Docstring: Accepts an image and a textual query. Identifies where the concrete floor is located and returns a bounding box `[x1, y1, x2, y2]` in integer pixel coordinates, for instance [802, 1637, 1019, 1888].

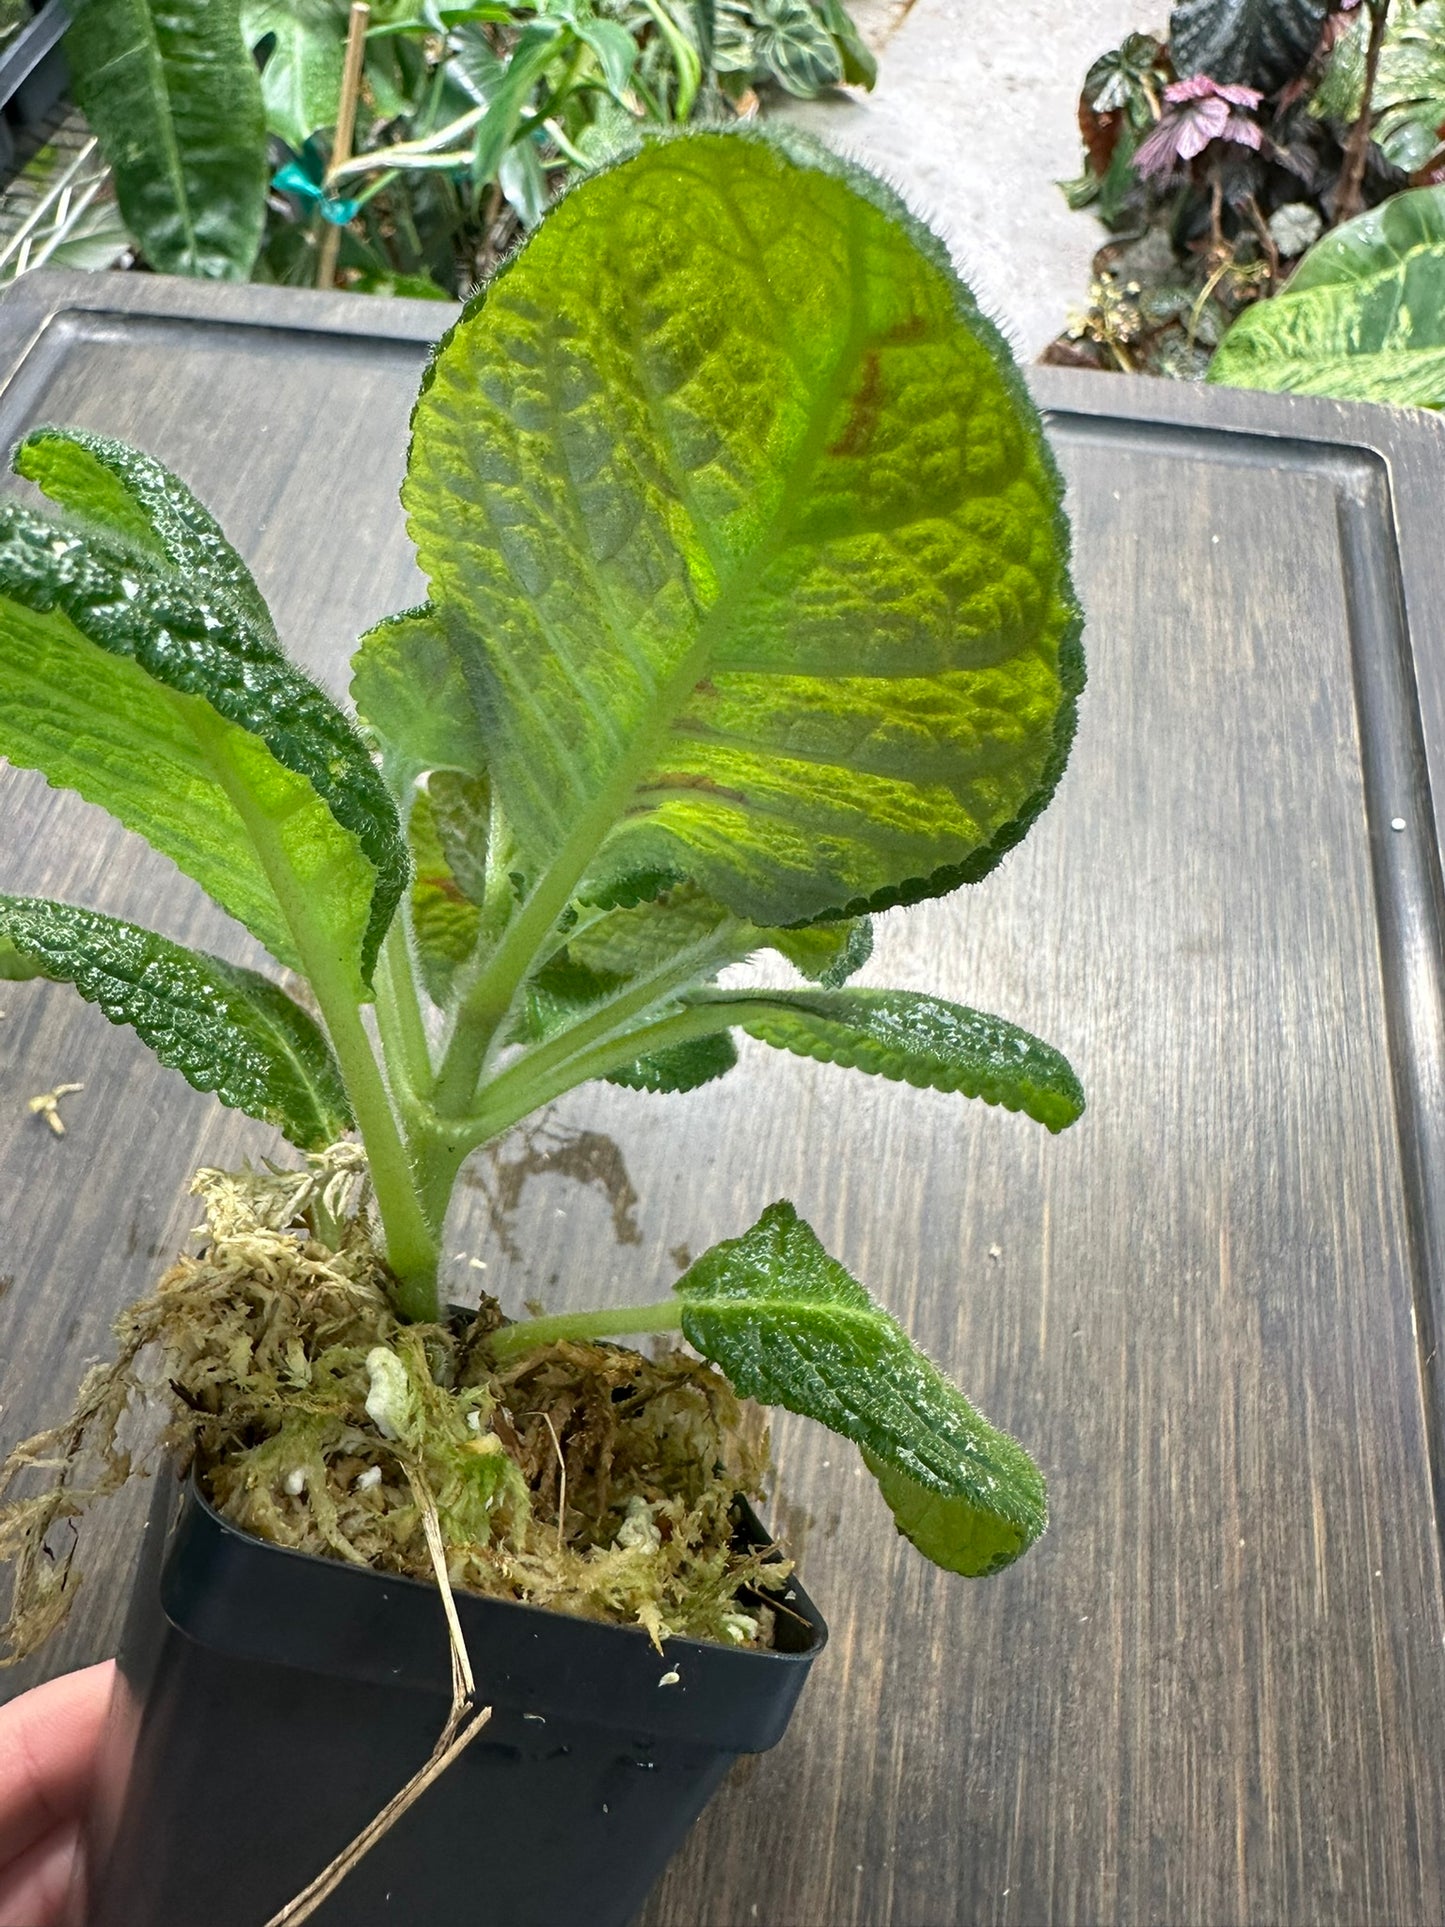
[784, 0, 1153, 359]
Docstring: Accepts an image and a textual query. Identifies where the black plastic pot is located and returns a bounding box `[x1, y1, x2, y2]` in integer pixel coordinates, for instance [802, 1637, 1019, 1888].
[0, 1, 68, 179]
[83, 1472, 827, 1927]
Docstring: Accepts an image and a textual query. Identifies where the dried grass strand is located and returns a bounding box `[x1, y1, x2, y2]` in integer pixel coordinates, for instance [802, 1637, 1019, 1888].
[264, 1462, 491, 1927]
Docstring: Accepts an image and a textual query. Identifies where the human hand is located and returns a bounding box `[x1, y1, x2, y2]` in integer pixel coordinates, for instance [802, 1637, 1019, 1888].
[0, 1662, 114, 1927]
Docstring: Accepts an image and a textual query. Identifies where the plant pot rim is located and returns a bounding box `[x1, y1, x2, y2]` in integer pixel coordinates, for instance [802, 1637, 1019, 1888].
[0, 0, 66, 94]
[158, 1468, 828, 1753]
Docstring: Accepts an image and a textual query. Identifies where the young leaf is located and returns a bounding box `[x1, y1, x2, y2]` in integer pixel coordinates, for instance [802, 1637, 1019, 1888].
[516, 951, 739, 1092]
[403, 130, 1083, 932]
[65, 0, 268, 280]
[409, 783, 483, 1005]
[351, 605, 488, 794]
[607, 1030, 739, 1093]
[0, 434, 406, 987]
[0, 896, 352, 1150]
[765, 916, 872, 987]
[676, 1202, 1047, 1575]
[691, 985, 1083, 1132]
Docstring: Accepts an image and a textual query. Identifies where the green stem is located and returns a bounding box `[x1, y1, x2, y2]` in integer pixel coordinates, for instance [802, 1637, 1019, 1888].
[490, 926, 742, 1104]
[375, 918, 434, 1105]
[430, 840, 587, 1113]
[446, 1001, 751, 1151]
[321, 998, 441, 1321]
[488, 1296, 684, 1364]
[187, 709, 441, 1320]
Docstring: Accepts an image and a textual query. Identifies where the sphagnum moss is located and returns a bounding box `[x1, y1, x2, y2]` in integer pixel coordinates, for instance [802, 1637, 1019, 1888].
[1, 1149, 786, 1659]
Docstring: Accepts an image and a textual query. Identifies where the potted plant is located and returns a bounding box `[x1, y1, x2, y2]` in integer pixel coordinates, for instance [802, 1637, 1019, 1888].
[0, 127, 1084, 1926]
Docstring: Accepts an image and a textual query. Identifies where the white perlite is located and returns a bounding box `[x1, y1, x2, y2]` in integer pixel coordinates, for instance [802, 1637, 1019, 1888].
[364, 1346, 411, 1442]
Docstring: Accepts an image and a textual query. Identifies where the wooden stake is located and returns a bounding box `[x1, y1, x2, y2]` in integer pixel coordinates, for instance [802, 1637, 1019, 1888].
[315, 2, 371, 291]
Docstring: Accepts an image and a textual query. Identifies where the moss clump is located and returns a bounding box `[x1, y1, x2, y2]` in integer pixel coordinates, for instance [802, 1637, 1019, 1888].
[0, 1147, 788, 1664]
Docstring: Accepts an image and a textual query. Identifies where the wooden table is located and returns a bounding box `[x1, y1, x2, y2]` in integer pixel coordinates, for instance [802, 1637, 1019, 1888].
[2, 269, 1444, 1927]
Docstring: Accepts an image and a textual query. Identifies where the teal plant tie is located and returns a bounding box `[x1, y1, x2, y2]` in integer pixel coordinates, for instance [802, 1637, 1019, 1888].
[272, 157, 361, 227]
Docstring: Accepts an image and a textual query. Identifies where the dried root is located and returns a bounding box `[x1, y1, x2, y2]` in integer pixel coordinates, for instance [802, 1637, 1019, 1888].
[0, 1146, 786, 1665]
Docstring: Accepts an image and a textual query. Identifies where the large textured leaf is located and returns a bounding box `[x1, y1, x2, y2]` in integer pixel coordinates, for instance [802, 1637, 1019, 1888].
[0, 896, 351, 1149]
[694, 985, 1084, 1131]
[1208, 187, 1445, 406]
[403, 130, 1082, 931]
[1169, 0, 1328, 92]
[0, 431, 405, 986]
[66, 0, 267, 279]
[676, 1202, 1047, 1575]
[241, 0, 347, 153]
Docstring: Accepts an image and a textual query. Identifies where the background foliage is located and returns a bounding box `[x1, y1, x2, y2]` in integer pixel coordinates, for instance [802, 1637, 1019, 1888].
[1051, 0, 1445, 407]
[63, 0, 875, 295]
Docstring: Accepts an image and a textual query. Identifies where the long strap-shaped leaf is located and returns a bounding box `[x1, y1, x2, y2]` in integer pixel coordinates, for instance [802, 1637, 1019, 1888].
[0, 431, 406, 989]
[0, 897, 352, 1150]
[403, 130, 1082, 933]
[676, 1202, 1047, 1575]
[690, 984, 1084, 1132]
[66, 0, 268, 280]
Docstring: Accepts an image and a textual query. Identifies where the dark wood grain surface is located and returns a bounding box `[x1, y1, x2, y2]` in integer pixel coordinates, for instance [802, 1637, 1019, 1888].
[2, 271, 1444, 1926]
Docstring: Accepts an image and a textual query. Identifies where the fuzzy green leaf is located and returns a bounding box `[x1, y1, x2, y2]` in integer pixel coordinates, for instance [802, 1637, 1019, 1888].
[409, 784, 483, 1006]
[765, 916, 872, 987]
[65, 0, 267, 279]
[241, 0, 347, 153]
[428, 770, 492, 905]
[566, 883, 738, 980]
[0, 432, 406, 988]
[17, 428, 279, 641]
[351, 604, 488, 794]
[0, 896, 351, 1149]
[607, 1029, 739, 1092]
[515, 950, 739, 1092]
[1209, 187, 1445, 406]
[403, 130, 1082, 931]
[695, 985, 1084, 1132]
[0, 936, 41, 981]
[676, 1202, 1046, 1575]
